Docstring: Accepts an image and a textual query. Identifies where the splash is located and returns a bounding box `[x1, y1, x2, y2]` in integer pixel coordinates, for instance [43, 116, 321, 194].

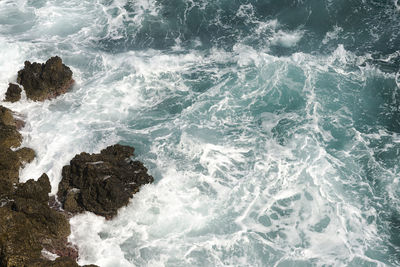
[1, 0, 400, 266]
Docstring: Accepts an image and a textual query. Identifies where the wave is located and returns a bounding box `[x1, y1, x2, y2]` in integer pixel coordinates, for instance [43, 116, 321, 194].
[0, 0, 400, 266]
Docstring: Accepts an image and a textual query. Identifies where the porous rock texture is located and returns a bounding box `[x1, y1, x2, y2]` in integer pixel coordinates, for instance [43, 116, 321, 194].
[4, 83, 22, 103]
[58, 144, 154, 218]
[0, 105, 95, 267]
[16, 56, 74, 101]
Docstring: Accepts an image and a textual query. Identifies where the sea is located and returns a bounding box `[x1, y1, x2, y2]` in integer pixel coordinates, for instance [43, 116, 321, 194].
[1, 0, 400, 266]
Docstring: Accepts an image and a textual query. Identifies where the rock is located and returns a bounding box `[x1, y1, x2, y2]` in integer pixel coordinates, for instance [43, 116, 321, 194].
[15, 174, 51, 203]
[58, 144, 154, 218]
[0, 106, 16, 126]
[22, 256, 98, 267]
[16, 56, 74, 101]
[0, 147, 35, 189]
[27, 257, 80, 267]
[63, 190, 82, 213]
[0, 178, 13, 196]
[0, 124, 22, 149]
[15, 147, 36, 163]
[0, 106, 23, 149]
[0, 105, 93, 266]
[4, 83, 22, 102]
[0, 207, 44, 266]
[0, 174, 76, 267]
[0, 147, 21, 184]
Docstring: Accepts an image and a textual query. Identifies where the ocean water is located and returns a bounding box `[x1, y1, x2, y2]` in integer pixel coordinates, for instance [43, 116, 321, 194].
[1, 0, 400, 266]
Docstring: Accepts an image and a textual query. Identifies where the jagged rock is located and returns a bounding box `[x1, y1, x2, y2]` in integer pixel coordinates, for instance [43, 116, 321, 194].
[15, 174, 51, 202]
[0, 179, 13, 200]
[15, 256, 98, 267]
[0, 147, 21, 184]
[0, 147, 35, 186]
[27, 257, 80, 267]
[16, 56, 74, 101]
[0, 105, 93, 266]
[15, 147, 36, 164]
[0, 106, 16, 126]
[0, 174, 76, 267]
[58, 144, 154, 218]
[0, 106, 23, 149]
[0, 125, 22, 149]
[4, 83, 22, 103]
[0, 206, 43, 266]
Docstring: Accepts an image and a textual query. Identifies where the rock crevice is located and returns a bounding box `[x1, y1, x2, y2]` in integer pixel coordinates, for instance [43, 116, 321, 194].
[1, 56, 154, 266]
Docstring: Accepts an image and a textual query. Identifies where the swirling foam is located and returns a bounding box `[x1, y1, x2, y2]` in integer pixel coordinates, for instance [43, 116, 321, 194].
[1, 1, 400, 266]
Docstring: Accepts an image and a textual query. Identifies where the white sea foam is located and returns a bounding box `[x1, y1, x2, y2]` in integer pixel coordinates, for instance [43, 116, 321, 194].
[395, 0, 400, 11]
[322, 25, 343, 45]
[0, 0, 399, 266]
[65, 46, 389, 266]
[270, 30, 304, 48]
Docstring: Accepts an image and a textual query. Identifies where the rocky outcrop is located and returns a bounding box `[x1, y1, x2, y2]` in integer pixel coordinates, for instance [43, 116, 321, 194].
[4, 83, 22, 103]
[0, 106, 17, 126]
[0, 105, 95, 266]
[0, 106, 35, 184]
[0, 172, 80, 266]
[16, 56, 74, 101]
[0, 174, 70, 266]
[58, 144, 154, 218]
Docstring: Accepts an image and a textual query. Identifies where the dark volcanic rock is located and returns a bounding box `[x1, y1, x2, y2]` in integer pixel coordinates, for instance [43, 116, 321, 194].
[0, 174, 75, 267]
[15, 147, 36, 164]
[0, 147, 22, 185]
[0, 106, 23, 149]
[58, 144, 154, 218]
[0, 106, 34, 184]
[17, 56, 74, 101]
[0, 147, 35, 187]
[4, 83, 22, 102]
[0, 105, 97, 266]
[0, 124, 22, 149]
[0, 106, 17, 126]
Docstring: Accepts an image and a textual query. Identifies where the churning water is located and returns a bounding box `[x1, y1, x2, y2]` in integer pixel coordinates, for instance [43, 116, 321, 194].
[1, 0, 400, 266]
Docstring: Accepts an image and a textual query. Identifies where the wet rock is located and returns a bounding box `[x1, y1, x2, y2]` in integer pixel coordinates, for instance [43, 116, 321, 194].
[4, 83, 22, 103]
[14, 174, 51, 203]
[58, 144, 154, 218]
[0, 105, 93, 266]
[27, 257, 80, 267]
[0, 106, 16, 126]
[0, 206, 44, 266]
[15, 147, 36, 164]
[21, 256, 98, 267]
[0, 147, 35, 186]
[0, 125, 22, 149]
[0, 147, 21, 184]
[0, 174, 77, 267]
[0, 106, 23, 149]
[17, 56, 74, 101]
[63, 190, 81, 213]
[0, 179, 13, 198]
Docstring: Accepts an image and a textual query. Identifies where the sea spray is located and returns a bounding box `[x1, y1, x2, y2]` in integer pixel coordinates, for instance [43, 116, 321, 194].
[1, 0, 400, 266]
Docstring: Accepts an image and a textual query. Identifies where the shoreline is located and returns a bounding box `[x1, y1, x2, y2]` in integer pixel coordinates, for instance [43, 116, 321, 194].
[0, 56, 153, 266]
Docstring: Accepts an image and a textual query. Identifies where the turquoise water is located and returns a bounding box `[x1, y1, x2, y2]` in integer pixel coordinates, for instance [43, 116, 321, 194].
[1, 0, 400, 266]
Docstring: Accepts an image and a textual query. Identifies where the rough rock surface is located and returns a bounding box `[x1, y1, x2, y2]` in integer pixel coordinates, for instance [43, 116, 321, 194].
[4, 83, 22, 102]
[0, 174, 73, 267]
[16, 56, 74, 101]
[58, 144, 154, 218]
[0, 105, 95, 266]
[0, 125, 22, 149]
[0, 106, 34, 183]
[0, 105, 25, 130]
[0, 106, 17, 126]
